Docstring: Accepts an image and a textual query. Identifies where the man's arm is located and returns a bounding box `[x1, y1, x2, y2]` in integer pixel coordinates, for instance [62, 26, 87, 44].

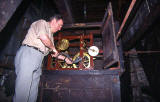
[39, 32, 73, 64]
[51, 54, 73, 64]
[39, 33, 58, 55]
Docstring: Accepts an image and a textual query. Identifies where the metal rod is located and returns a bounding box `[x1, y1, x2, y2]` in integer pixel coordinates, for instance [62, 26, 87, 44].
[125, 50, 160, 55]
[116, 0, 136, 40]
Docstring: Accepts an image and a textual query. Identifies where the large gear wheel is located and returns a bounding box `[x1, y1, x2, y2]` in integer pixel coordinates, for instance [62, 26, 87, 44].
[73, 52, 91, 68]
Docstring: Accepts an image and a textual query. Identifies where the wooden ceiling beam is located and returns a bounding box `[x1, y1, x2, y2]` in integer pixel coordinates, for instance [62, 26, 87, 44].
[54, 0, 74, 24]
[0, 0, 23, 32]
[60, 29, 101, 35]
[63, 22, 102, 29]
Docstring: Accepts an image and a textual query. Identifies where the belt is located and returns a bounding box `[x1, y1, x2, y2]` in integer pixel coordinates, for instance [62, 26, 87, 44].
[22, 44, 44, 54]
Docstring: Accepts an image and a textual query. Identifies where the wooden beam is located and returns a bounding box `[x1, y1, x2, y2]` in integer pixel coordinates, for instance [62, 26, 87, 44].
[61, 30, 101, 35]
[0, 0, 23, 31]
[62, 22, 102, 29]
[54, 0, 74, 24]
[122, 0, 160, 50]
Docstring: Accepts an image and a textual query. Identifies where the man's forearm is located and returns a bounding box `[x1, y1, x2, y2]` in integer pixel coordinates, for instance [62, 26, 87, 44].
[57, 54, 65, 60]
[39, 34, 56, 50]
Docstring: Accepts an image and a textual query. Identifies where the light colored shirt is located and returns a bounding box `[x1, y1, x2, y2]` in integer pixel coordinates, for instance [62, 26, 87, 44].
[22, 19, 54, 55]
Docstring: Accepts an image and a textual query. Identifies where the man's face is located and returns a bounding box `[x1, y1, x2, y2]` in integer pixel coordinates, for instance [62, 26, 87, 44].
[51, 19, 63, 33]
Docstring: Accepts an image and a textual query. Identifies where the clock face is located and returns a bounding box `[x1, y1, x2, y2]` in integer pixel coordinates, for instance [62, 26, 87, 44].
[88, 46, 99, 56]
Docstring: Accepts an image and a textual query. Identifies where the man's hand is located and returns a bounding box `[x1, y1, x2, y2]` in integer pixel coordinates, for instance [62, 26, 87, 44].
[51, 52, 73, 64]
[51, 49, 58, 57]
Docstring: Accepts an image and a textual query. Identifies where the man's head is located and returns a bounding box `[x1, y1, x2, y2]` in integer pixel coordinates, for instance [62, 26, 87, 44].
[49, 14, 63, 33]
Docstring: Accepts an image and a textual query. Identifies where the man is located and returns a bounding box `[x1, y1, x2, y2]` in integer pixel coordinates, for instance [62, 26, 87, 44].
[13, 14, 72, 102]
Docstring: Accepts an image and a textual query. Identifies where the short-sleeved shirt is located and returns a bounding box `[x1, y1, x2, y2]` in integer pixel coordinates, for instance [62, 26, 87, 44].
[22, 19, 54, 55]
